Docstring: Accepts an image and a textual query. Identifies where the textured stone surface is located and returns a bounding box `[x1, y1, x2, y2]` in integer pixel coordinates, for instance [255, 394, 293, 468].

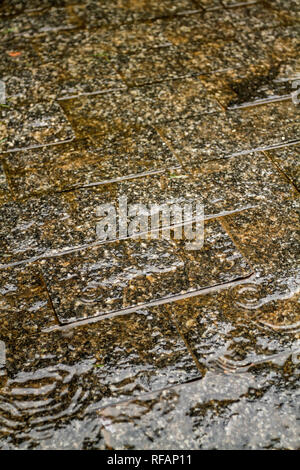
[265, 144, 300, 190]
[96, 368, 300, 450]
[158, 102, 299, 167]
[4, 127, 180, 197]
[0, 102, 75, 153]
[0, 265, 56, 335]
[0, 0, 299, 451]
[38, 220, 251, 324]
[0, 162, 10, 205]
[60, 77, 219, 138]
[0, 305, 200, 449]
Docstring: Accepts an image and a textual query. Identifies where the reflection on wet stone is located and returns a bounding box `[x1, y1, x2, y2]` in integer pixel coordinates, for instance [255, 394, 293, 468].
[168, 290, 300, 372]
[0, 162, 10, 205]
[38, 220, 251, 324]
[97, 367, 300, 449]
[4, 127, 180, 198]
[0, 264, 56, 334]
[265, 144, 300, 190]
[0, 151, 295, 266]
[158, 101, 299, 166]
[0, 102, 75, 153]
[0, 195, 73, 266]
[0, 0, 299, 450]
[60, 78, 219, 137]
[223, 199, 300, 286]
[0, 306, 199, 448]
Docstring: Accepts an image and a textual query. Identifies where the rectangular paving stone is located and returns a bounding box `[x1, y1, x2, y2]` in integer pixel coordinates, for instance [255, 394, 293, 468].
[161, 10, 236, 46]
[73, 0, 200, 28]
[0, 305, 200, 446]
[235, 25, 300, 69]
[178, 20, 296, 78]
[33, 31, 126, 98]
[177, 40, 245, 75]
[0, 195, 73, 266]
[56, 149, 294, 252]
[0, 39, 42, 76]
[0, 162, 11, 205]
[0, 101, 75, 153]
[56, 50, 125, 97]
[0, 264, 56, 335]
[129, 78, 220, 123]
[1, 65, 71, 106]
[168, 289, 300, 373]
[222, 199, 300, 290]
[158, 101, 299, 168]
[0, 148, 294, 267]
[80, 22, 172, 54]
[0, 7, 82, 41]
[38, 219, 251, 324]
[265, 144, 300, 190]
[4, 127, 180, 198]
[112, 46, 190, 87]
[61, 151, 294, 234]
[199, 64, 295, 109]
[60, 77, 219, 138]
[97, 371, 260, 450]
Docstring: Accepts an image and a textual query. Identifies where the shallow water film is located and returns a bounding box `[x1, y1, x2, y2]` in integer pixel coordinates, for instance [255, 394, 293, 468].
[0, 0, 299, 450]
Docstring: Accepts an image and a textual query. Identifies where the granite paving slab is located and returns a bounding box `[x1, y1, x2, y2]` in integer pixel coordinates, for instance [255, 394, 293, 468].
[168, 291, 299, 373]
[60, 77, 219, 138]
[111, 46, 190, 87]
[161, 10, 236, 46]
[158, 101, 299, 167]
[77, 22, 171, 54]
[30, 32, 126, 99]
[72, 0, 200, 29]
[3, 127, 180, 198]
[222, 199, 300, 293]
[199, 64, 296, 109]
[0, 305, 200, 449]
[0, 162, 10, 205]
[1, 148, 294, 266]
[1, 65, 71, 106]
[61, 151, 294, 226]
[50, 149, 294, 254]
[38, 220, 251, 324]
[0, 101, 75, 153]
[0, 264, 56, 335]
[96, 366, 300, 450]
[265, 144, 300, 190]
[0, 195, 73, 266]
[0, 7, 82, 42]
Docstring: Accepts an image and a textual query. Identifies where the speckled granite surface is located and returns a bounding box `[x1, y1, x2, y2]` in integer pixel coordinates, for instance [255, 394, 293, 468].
[0, 0, 299, 450]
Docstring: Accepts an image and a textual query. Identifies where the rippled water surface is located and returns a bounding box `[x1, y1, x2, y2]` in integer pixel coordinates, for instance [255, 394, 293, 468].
[0, 0, 299, 450]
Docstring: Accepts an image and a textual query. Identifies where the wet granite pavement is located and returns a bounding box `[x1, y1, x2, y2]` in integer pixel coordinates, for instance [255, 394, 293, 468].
[0, 0, 299, 450]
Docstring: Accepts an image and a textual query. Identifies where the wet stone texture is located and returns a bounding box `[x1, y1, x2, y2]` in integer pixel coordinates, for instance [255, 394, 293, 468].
[0, 0, 299, 450]
[265, 144, 300, 191]
[37, 221, 252, 324]
[3, 127, 180, 198]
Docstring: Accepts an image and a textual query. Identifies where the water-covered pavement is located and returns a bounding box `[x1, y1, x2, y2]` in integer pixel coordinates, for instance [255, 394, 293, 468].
[0, 0, 299, 450]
